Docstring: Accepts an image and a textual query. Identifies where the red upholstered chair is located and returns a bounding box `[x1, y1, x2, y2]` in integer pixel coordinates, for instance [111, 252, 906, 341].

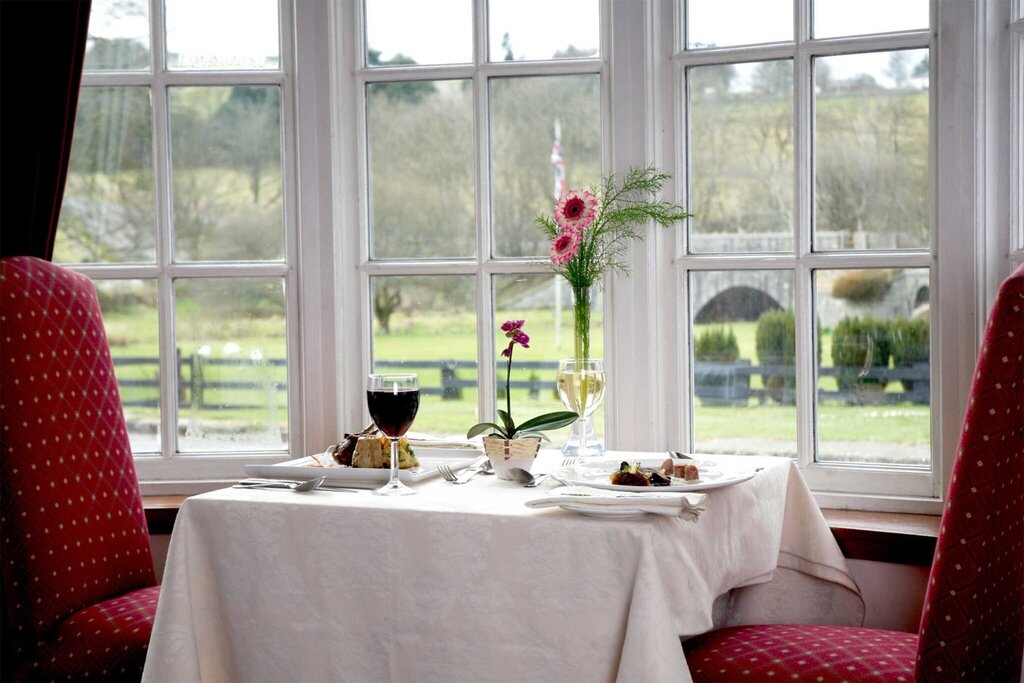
[1, 256, 160, 682]
[684, 264, 1024, 683]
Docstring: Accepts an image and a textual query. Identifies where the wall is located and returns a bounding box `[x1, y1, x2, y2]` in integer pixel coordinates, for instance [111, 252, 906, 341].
[847, 559, 929, 632]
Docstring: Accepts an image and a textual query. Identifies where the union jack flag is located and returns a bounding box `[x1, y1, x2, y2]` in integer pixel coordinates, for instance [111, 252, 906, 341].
[551, 119, 565, 202]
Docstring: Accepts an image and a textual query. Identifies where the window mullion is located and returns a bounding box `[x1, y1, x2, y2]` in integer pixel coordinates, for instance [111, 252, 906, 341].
[794, 0, 815, 470]
[149, 0, 178, 461]
[473, 0, 496, 428]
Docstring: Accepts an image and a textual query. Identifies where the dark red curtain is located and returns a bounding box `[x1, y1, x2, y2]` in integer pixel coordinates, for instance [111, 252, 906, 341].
[1, 0, 92, 260]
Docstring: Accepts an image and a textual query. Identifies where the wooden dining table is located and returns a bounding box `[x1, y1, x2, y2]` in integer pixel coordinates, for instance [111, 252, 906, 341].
[142, 451, 863, 683]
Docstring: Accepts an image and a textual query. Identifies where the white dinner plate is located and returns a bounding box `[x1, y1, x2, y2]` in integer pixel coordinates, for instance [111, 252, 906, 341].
[557, 457, 757, 493]
[558, 504, 648, 518]
[244, 447, 482, 486]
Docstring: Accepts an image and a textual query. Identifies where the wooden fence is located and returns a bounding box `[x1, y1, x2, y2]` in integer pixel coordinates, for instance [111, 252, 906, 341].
[111, 354, 931, 409]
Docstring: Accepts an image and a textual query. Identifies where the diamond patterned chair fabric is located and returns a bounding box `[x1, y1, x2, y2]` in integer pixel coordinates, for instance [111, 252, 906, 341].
[1, 256, 159, 682]
[915, 263, 1024, 682]
[684, 262, 1024, 683]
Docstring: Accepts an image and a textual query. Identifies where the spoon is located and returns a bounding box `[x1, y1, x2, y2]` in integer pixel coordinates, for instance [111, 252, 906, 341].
[509, 468, 549, 488]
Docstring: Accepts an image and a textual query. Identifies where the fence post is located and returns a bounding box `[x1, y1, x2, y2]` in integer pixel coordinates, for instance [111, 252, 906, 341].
[190, 352, 205, 410]
[176, 348, 185, 408]
[441, 362, 461, 400]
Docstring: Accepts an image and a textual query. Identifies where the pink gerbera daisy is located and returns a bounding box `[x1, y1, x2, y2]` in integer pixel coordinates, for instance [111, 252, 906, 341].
[550, 229, 582, 265]
[554, 189, 597, 232]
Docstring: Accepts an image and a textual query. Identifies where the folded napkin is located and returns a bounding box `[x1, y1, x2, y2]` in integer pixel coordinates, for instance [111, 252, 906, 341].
[405, 433, 480, 449]
[525, 486, 707, 520]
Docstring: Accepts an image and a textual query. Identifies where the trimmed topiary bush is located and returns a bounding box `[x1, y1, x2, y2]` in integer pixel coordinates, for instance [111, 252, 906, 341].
[694, 327, 748, 406]
[890, 317, 929, 393]
[831, 316, 892, 394]
[694, 327, 740, 363]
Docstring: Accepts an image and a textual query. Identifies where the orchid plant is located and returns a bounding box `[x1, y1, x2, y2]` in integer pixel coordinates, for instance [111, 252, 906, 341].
[535, 166, 691, 362]
[466, 320, 578, 441]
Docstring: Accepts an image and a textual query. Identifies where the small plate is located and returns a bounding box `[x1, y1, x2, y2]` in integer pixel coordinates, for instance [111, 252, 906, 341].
[558, 457, 757, 493]
[244, 447, 481, 486]
[559, 504, 648, 518]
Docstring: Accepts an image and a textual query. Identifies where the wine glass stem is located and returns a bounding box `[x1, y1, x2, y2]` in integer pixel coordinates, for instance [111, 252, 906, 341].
[579, 416, 588, 457]
[389, 438, 400, 485]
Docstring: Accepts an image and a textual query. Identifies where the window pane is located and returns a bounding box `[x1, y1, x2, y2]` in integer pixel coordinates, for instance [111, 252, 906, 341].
[366, 0, 471, 66]
[814, 0, 927, 39]
[691, 270, 796, 456]
[84, 0, 150, 71]
[169, 86, 284, 261]
[489, 0, 598, 61]
[371, 276, 477, 436]
[494, 274, 604, 445]
[815, 50, 929, 251]
[815, 269, 930, 466]
[96, 280, 160, 453]
[367, 80, 475, 259]
[175, 278, 288, 452]
[689, 61, 794, 253]
[687, 0, 791, 49]
[491, 75, 601, 257]
[165, 0, 279, 70]
[55, 87, 155, 264]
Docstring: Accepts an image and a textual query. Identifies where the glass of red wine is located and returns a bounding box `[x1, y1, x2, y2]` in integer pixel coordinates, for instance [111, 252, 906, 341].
[366, 373, 420, 496]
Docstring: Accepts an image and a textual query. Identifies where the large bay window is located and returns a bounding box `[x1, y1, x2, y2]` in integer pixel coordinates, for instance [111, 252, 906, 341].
[57, 0, 1015, 510]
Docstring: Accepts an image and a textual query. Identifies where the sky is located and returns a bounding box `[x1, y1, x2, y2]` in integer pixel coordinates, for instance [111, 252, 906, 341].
[85, 0, 927, 78]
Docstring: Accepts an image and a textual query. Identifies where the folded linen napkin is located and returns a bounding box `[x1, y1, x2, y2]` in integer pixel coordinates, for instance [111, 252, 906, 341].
[404, 433, 480, 449]
[525, 486, 707, 520]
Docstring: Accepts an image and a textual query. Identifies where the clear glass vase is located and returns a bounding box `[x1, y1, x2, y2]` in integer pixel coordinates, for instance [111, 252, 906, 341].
[559, 283, 606, 457]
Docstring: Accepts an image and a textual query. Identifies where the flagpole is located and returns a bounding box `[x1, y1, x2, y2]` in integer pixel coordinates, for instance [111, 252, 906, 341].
[552, 119, 563, 351]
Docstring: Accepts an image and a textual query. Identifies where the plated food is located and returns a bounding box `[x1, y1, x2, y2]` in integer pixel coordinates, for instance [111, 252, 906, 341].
[310, 424, 420, 470]
[609, 458, 700, 487]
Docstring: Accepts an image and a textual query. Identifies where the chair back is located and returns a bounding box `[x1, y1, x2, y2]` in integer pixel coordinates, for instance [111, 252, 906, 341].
[916, 264, 1024, 681]
[0, 257, 155, 645]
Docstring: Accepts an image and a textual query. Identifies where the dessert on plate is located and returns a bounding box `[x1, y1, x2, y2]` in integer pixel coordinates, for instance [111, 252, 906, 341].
[608, 459, 700, 486]
[312, 424, 420, 470]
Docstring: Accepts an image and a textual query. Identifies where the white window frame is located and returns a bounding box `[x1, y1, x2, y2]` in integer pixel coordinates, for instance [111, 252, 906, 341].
[68, 0, 310, 491]
[1012, 0, 1024, 265]
[87, 0, 1000, 506]
[670, 0, 937, 503]
[329, 0, 611, 434]
[605, 0, 990, 513]
[322, 0, 1000, 512]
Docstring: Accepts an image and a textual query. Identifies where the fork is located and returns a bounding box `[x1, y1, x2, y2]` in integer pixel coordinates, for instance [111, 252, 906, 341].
[546, 456, 578, 485]
[437, 464, 459, 483]
[438, 461, 487, 484]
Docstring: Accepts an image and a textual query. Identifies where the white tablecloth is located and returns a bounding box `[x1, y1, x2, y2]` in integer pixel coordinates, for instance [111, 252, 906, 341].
[143, 452, 863, 683]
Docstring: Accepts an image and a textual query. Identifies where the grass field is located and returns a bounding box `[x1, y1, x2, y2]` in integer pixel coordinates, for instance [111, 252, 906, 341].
[102, 305, 929, 459]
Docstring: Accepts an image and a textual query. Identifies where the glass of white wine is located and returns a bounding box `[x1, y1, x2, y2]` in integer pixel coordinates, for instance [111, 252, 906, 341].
[556, 359, 606, 458]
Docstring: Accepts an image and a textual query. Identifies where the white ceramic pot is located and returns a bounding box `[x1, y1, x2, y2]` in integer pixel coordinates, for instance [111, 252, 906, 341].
[483, 436, 541, 480]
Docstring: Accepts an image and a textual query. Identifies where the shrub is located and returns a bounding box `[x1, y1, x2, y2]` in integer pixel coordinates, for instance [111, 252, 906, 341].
[890, 317, 929, 392]
[756, 310, 795, 368]
[832, 316, 892, 391]
[830, 270, 893, 303]
[694, 327, 740, 363]
[755, 310, 795, 403]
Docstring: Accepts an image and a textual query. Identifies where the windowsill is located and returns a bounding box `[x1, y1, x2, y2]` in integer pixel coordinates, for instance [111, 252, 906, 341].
[821, 509, 939, 566]
[144, 497, 940, 566]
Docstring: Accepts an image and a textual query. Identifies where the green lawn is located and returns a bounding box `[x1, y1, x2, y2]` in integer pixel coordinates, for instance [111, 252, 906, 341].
[103, 306, 929, 456]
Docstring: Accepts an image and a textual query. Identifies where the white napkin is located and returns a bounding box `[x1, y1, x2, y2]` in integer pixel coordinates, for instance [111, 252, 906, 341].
[525, 486, 707, 520]
[405, 434, 480, 450]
